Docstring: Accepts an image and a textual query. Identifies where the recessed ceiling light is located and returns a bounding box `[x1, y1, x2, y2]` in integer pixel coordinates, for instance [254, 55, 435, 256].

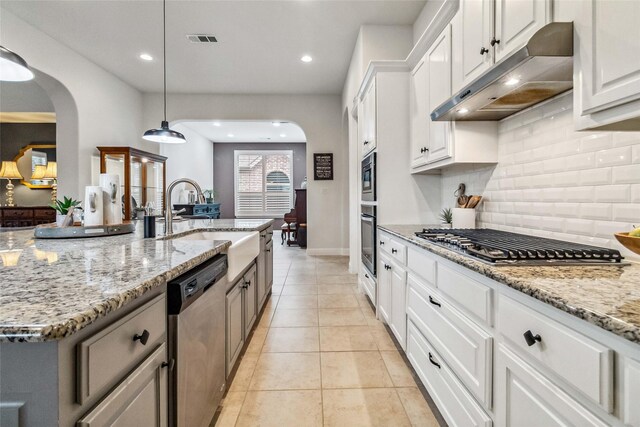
[301, 55, 313, 63]
[280, 133, 287, 137]
[139, 53, 154, 61]
[272, 122, 281, 127]
[457, 108, 469, 114]
[505, 78, 520, 86]
[227, 133, 234, 137]
[212, 122, 221, 127]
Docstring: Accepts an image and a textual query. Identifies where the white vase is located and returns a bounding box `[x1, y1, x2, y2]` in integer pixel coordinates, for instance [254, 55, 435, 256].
[100, 174, 122, 225]
[452, 208, 476, 229]
[56, 214, 67, 227]
[84, 186, 104, 226]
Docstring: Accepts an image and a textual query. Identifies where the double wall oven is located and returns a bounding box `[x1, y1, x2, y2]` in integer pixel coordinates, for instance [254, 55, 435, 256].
[361, 152, 377, 276]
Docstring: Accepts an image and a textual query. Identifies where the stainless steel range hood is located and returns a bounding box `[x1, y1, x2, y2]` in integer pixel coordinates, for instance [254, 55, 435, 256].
[431, 22, 573, 121]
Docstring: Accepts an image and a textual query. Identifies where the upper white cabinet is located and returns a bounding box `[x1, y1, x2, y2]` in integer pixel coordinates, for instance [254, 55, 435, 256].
[360, 80, 377, 157]
[409, 58, 429, 169]
[426, 24, 453, 164]
[494, 0, 552, 62]
[575, 0, 640, 130]
[452, 0, 494, 93]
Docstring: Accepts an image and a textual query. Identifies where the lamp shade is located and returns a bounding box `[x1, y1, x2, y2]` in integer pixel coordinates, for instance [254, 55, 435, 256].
[0, 161, 23, 179]
[0, 46, 34, 82]
[31, 164, 47, 180]
[43, 161, 57, 180]
[143, 120, 186, 144]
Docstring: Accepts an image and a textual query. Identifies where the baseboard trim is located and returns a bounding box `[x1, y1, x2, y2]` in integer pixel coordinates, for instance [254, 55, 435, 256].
[307, 248, 349, 256]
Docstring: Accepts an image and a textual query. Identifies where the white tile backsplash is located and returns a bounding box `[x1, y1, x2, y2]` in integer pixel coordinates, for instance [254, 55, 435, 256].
[440, 95, 640, 260]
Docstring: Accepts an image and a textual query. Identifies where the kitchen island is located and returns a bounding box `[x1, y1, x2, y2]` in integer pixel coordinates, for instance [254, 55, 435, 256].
[0, 218, 273, 427]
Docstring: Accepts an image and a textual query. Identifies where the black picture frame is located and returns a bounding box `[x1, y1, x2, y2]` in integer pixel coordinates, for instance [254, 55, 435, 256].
[313, 153, 333, 180]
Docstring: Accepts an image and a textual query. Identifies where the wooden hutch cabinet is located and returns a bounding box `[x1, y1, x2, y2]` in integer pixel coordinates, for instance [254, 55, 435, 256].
[97, 147, 167, 221]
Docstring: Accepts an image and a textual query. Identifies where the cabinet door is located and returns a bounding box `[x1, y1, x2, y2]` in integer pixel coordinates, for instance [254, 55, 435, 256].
[226, 284, 244, 375]
[257, 241, 267, 310]
[410, 58, 429, 169]
[452, 0, 494, 93]
[377, 253, 392, 323]
[494, 0, 551, 62]
[243, 265, 257, 337]
[389, 260, 407, 350]
[362, 80, 377, 155]
[580, 0, 640, 114]
[265, 240, 273, 293]
[427, 25, 453, 164]
[495, 344, 608, 427]
[77, 344, 168, 427]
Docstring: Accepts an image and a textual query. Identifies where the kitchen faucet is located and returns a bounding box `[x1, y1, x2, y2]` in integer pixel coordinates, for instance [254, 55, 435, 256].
[165, 178, 205, 235]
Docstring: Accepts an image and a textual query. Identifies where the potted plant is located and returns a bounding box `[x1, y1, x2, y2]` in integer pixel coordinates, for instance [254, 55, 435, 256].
[50, 196, 82, 227]
[203, 189, 215, 204]
[439, 207, 453, 228]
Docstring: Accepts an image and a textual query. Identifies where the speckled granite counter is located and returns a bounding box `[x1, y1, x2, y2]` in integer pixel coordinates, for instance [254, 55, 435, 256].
[0, 218, 273, 342]
[379, 224, 640, 344]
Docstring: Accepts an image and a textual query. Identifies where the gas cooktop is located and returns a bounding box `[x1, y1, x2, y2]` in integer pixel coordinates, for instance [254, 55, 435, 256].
[415, 228, 626, 266]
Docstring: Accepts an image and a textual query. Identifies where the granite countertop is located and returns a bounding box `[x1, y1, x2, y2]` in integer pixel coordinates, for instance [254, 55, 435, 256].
[0, 218, 274, 343]
[379, 224, 640, 344]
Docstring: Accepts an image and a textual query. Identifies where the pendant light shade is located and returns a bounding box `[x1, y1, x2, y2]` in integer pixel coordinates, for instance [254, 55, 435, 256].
[0, 45, 34, 82]
[143, 120, 186, 144]
[142, 0, 186, 144]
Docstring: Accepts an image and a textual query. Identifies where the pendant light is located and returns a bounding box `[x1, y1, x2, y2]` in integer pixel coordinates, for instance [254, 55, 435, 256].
[0, 46, 34, 82]
[143, 0, 186, 144]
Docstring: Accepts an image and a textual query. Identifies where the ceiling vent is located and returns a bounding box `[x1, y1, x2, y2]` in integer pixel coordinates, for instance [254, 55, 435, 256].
[186, 34, 218, 43]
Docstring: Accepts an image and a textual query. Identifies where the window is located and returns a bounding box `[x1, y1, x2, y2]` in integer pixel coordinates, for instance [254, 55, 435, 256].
[234, 150, 294, 217]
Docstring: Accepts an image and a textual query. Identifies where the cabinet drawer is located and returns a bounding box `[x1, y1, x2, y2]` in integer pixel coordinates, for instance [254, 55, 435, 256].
[622, 356, 640, 426]
[77, 294, 167, 404]
[407, 247, 436, 285]
[388, 239, 407, 264]
[34, 209, 55, 218]
[407, 321, 492, 427]
[437, 264, 492, 326]
[77, 343, 168, 427]
[408, 275, 492, 407]
[497, 295, 613, 412]
[360, 266, 376, 305]
[495, 344, 608, 427]
[3, 209, 32, 218]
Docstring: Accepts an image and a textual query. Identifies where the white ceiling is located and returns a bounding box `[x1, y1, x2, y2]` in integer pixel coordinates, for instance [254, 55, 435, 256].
[180, 120, 307, 143]
[2, 0, 426, 95]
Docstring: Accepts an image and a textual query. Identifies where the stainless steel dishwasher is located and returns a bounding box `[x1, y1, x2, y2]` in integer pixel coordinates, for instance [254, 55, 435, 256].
[167, 253, 228, 427]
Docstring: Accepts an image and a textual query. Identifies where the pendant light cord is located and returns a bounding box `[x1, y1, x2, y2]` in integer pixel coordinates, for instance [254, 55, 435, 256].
[163, 0, 167, 122]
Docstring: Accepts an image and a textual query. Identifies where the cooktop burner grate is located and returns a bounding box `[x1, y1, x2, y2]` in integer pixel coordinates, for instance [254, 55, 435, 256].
[415, 228, 625, 266]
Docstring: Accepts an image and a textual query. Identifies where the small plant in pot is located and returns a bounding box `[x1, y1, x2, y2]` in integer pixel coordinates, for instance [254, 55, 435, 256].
[203, 189, 215, 204]
[439, 207, 453, 228]
[50, 196, 82, 227]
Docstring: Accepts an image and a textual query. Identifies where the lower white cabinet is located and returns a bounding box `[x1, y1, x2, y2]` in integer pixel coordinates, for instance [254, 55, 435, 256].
[377, 252, 392, 323]
[389, 260, 407, 350]
[407, 321, 492, 427]
[226, 284, 244, 375]
[494, 344, 608, 427]
[76, 343, 168, 427]
[243, 264, 257, 337]
[622, 357, 640, 426]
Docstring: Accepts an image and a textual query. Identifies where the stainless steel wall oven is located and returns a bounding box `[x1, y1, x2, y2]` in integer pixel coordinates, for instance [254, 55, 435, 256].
[361, 205, 376, 276]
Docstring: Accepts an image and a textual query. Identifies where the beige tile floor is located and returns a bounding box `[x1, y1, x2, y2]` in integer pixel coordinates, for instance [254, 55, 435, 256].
[215, 243, 441, 427]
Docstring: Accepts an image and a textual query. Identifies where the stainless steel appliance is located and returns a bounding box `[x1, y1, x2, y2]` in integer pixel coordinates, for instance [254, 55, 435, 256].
[431, 22, 573, 121]
[361, 152, 376, 202]
[361, 205, 377, 275]
[168, 254, 228, 427]
[415, 228, 626, 266]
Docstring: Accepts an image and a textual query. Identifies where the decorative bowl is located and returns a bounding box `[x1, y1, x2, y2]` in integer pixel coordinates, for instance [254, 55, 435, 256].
[614, 232, 640, 255]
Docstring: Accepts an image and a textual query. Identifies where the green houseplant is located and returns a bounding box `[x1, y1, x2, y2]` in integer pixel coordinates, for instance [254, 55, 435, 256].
[439, 207, 453, 227]
[203, 189, 215, 204]
[50, 196, 82, 227]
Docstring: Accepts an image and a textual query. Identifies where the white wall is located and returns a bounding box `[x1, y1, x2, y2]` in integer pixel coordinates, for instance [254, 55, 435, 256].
[0, 8, 149, 200]
[159, 123, 214, 204]
[143, 93, 347, 254]
[0, 81, 54, 112]
[441, 94, 640, 261]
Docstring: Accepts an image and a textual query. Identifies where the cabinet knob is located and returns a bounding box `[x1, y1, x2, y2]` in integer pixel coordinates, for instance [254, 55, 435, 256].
[133, 329, 150, 346]
[364, 273, 370, 279]
[384, 264, 391, 270]
[379, 241, 385, 245]
[490, 37, 500, 46]
[480, 47, 489, 55]
[428, 296, 441, 307]
[161, 359, 175, 371]
[266, 249, 271, 253]
[391, 248, 398, 254]
[523, 330, 542, 346]
[364, 140, 370, 145]
[420, 147, 426, 153]
[428, 352, 441, 369]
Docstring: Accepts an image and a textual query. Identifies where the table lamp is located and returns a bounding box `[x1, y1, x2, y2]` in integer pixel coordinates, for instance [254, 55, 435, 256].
[0, 161, 23, 206]
[32, 161, 57, 203]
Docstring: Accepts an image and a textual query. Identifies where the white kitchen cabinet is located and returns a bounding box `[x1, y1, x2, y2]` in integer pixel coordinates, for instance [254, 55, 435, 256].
[426, 24, 453, 164]
[575, 0, 640, 130]
[495, 344, 608, 427]
[409, 58, 429, 168]
[622, 356, 640, 426]
[494, 0, 552, 62]
[243, 264, 257, 337]
[389, 259, 407, 350]
[452, 0, 495, 93]
[226, 283, 244, 376]
[360, 80, 377, 157]
[377, 251, 392, 323]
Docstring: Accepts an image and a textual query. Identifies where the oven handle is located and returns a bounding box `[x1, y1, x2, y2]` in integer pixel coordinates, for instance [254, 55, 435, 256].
[361, 215, 375, 223]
